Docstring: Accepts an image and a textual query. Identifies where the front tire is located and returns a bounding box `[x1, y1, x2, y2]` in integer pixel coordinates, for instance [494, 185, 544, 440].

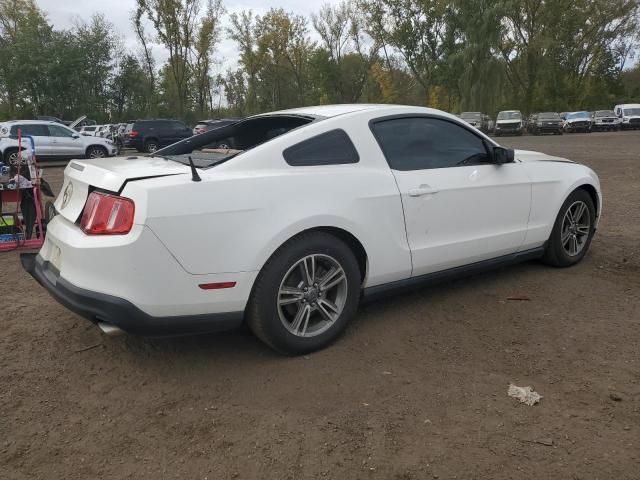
[86, 146, 108, 159]
[247, 231, 361, 355]
[542, 189, 596, 267]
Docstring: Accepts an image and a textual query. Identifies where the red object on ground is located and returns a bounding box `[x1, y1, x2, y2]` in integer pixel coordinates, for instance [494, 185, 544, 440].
[0, 129, 47, 252]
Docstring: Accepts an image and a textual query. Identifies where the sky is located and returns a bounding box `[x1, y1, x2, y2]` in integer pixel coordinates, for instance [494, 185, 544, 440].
[36, 0, 340, 73]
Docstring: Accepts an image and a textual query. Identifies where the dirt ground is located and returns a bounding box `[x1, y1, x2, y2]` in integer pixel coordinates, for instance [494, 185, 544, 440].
[1, 131, 639, 479]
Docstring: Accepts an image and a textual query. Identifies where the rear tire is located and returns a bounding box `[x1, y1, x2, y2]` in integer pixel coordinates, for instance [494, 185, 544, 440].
[4, 148, 24, 165]
[247, 231, 361, 355]
[144, 140, 159, 153]
[542, 189, 596, 267]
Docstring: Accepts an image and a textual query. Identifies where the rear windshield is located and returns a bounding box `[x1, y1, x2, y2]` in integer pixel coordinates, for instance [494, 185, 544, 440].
[497, 111, 521, 120]
[460, 112, 481, 120]
[538, 112, 560, 120]
[154, 115, 315, 168]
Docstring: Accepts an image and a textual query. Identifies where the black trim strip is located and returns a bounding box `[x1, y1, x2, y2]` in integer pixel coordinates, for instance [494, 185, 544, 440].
[21, 253, 244, 336]
[362, 247, 545, 302]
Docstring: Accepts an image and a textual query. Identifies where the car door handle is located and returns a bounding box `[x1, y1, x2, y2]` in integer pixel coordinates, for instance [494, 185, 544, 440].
[408, 185, 439, 197]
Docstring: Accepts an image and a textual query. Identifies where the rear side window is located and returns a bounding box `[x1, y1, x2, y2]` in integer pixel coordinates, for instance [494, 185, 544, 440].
[283, 129, 359, 166]
[10, 124, 50, 137]
[370, 117, 489, 171]
[170, 121, 188, 131]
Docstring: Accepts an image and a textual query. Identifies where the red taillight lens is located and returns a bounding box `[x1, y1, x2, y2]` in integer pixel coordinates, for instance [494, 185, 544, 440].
[81, 192, 135, 235]
[129, 130, 139, 138]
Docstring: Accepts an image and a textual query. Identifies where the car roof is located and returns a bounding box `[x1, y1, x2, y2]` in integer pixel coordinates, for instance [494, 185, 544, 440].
[261, 104, 390, 118]
[1, 119, 57, 125]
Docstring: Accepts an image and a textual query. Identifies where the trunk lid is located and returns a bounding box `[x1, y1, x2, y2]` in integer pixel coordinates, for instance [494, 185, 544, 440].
[54, 156, 189, 223]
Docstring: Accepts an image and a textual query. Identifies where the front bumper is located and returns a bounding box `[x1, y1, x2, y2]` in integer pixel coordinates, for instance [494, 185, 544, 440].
[21, 253, 244, 336]
[536, 124, 562, 132]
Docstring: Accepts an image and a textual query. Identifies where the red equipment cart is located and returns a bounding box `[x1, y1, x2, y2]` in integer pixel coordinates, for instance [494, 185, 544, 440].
[0, 131, 46, 252]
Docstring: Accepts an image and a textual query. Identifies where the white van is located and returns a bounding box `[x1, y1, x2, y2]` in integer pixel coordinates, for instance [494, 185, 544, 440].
[613, 104, 640, 130]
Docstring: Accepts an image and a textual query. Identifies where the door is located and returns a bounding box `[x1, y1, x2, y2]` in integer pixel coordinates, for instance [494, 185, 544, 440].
[47, 124, 85, 158]
[371, 116, 532, 277]
[11, 124, 53, 157]
[167, 121, 191, 145]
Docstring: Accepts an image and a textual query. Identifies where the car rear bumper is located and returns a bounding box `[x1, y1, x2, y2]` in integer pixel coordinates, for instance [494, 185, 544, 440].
[21, 253, 244, 336]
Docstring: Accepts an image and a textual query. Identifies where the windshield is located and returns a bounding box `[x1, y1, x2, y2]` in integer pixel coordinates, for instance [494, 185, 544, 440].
[460, 112, 481, 120]
[538, 112, 560, 120]
[623, 108, 640, 116]
[497, 111, 521, 120]
[595, 110, 615, 117]
[567, 112, 590, 120]
[154, 115, 315, 168]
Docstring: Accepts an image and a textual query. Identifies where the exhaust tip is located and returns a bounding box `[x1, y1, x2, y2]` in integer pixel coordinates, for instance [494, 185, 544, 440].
[97, 321, 125, 337]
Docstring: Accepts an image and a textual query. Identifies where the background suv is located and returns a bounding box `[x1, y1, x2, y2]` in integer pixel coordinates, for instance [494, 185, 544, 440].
[591, 110, 619, 131]
[528, 112, 563, 135]
[125, 119, 192, 153]
[193, 118, 240, 135]
[0, 120, 117, 163]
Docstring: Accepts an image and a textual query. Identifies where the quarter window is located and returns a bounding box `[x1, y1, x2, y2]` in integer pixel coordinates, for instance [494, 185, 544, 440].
[283, 129, 359, 166]
[10, 124, 50, 137]
[371, 117, 490, 171]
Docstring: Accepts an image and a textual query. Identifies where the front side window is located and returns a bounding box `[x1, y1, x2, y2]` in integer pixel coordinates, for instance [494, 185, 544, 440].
[371, 117, 490, 171]
[48, 125, 74, 137]
[283, 129, 359, 166]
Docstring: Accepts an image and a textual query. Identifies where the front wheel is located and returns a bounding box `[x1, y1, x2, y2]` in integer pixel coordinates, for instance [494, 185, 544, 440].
[247, 231, 361, 355]
[542, 189, 596, 267]
[86, 146, 108, 158]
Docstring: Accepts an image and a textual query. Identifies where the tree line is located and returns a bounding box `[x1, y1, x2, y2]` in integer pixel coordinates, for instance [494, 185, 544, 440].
[0, 0, 639, 124]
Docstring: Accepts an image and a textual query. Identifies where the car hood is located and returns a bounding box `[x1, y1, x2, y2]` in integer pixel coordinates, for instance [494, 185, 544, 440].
[496, 119, 521, 124]
[55, 156, 190, 223]
[514, 149, 574, 164]
[565, 118, 590, 123]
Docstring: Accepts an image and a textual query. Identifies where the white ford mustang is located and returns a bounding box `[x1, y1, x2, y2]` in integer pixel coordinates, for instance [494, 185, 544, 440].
[23, 104, 601, 354]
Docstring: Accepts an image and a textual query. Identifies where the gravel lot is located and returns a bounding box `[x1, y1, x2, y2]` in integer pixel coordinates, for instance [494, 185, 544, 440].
[2, 131, 639, 479]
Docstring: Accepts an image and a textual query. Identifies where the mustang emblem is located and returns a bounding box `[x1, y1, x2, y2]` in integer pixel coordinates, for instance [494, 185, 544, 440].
[61, 182, 73, 209]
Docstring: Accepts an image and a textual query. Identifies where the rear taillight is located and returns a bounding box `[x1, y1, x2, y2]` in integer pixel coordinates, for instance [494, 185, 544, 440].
[128, 130, 139, 138]
[81, 192, 135, 235]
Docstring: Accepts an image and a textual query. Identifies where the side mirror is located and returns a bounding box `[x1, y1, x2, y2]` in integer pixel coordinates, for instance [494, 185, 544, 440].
[72, 133, 80, 139]
[493, 146, 515, 164]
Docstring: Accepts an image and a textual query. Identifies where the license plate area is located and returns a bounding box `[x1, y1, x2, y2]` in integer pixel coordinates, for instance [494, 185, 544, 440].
[50, 241, 62, 272]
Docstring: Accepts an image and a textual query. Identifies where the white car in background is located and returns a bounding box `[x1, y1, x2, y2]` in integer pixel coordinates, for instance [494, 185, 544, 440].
[614, 103, 640, 130]
[0, 120, 117, 163]
[79, 125, 98, 136]
[23, 104, 601, 354]
[494, 110, 524, 136]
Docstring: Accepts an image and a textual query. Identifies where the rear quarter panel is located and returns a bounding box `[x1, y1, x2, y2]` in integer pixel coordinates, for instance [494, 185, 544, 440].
[127, 113, 413, 287]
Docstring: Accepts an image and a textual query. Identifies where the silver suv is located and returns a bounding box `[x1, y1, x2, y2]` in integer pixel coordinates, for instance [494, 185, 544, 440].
[0, 120, 117, 164]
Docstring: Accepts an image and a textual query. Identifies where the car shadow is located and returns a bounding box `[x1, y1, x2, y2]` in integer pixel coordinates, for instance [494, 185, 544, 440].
[112, 259, 556, 363]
